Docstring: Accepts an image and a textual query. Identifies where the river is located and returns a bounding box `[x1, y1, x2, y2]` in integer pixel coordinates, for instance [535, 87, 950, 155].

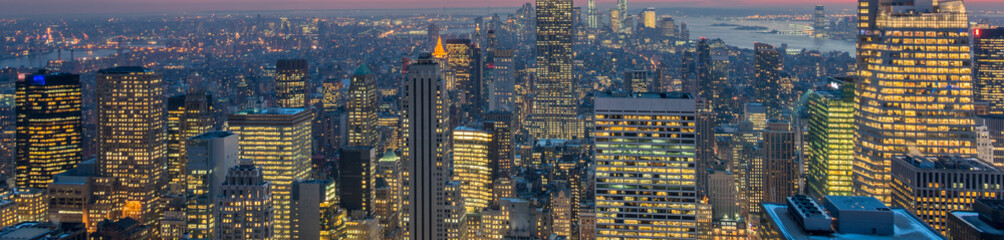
[0, 49, 126, 69]
[677, 16, 857, 55]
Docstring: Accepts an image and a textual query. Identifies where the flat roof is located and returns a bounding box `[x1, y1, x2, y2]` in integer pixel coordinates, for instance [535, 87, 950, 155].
[894, 155, 999, 172]
[764, 204, 943, 240]
[951, 211, 1004, 236]
[233, 107, 306, 116]
[826, 195, 889, 211]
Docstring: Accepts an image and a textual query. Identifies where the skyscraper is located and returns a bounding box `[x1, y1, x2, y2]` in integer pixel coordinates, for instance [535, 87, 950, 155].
[974, 28, 1004, 114]
[96, 66, 165, 230]
[586, 0, 598, 29]
[641, 7, 656, 29]
[806, 87, 854, 197]
[0, 77, 14, 177]
[813, 5, 826, 38]
[228, 107, 312, 239]
[484, 111, 514, 200]
[452, 127, 492, 213]
[215, 162, 273, 240]
[488, 49, 515, 112]
[339, 146, 376, 214]
[444, 39, 483, 124]
[402, 54, 451, 240]
[594, 92, 698, 239]
[348, 64, 379, 147]
[763, 120, 799, 203]
[185, 131, 238, 239]
[754, 42, 784, 117]
[15, 71, 82, 190]
[276, 59, 308, 108]
[855, 0, 976, 203]
[533, 0, 580, 140]
[616, 0, 628, 32]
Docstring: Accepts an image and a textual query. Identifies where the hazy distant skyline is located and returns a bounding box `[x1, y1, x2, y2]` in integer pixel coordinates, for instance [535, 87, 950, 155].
[4, 0, 1003, 17]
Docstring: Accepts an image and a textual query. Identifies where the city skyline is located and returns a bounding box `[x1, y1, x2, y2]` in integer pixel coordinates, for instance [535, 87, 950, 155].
[5, 0, 1004, 16]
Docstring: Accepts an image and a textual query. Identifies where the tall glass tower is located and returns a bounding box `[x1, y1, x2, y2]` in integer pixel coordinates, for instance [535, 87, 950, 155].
[854, 0, 976, 203]
[533, 0, 580, 140]
[15, 72, 82, 190]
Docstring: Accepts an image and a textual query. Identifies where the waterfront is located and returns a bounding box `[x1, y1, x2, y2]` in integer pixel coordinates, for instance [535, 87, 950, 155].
[678, 16, 857, 55]
[0, 49, 125, 68]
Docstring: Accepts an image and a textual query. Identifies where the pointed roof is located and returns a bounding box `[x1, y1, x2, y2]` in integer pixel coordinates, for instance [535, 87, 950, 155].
[432, 36, 447, 59]
[353, 64, 372, 76]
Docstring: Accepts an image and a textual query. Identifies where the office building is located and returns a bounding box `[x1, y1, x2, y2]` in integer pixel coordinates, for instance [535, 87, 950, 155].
[484, 111, 514, 200]
[660, 18, 677, 38]
[855, 0, 977, 204]
[947, 199, 1004, 240]
[813, 5, 826, 37]
[624, 69, 655, 93]
[47, 159, 116, 233]
[291, 180, 337, 240]
[640, 8, 656, 29]
[276, 59, 308, 108]
[890, 155, 1004, 233]
[15, 71, 82, 190]
[764, 120, 799, 203]
[228, 107, 312, 239]
[586, 0, 597, 29]
[488, 49, 515, 112]
[0, 222, 86, 240]
[402, 54, 451, 240]
[594, 92, 698, 239]
[96, 66, 166, 230]
[215, 163, 273, 240]
[744, 103, 767, 131]
[760, 195, 942, 239]
[979, 115, 1004, 167]
[753, 43, 784, 117]
[806, 88, 854, 197]
[975, 28, 1004, 114]
[452, 127, 492, 213]
[0, 77, 13, 177]
[339, 146, 376, 214]
[185, 131, 238, 239]
[533, 0, 580, 140]
[348, 64, 379, 147]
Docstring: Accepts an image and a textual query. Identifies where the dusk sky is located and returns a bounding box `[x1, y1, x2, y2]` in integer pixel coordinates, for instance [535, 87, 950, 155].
[3, 0, 1004, 16]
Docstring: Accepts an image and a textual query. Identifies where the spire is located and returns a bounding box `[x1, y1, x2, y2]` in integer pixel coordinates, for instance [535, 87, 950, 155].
[433, 36, 447, 59]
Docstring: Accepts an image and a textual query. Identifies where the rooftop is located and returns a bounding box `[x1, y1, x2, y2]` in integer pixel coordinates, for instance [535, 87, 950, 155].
[951, 211, 1004, 236]
[190, 131, 235, 140]
[894, 155, 999, 172]
[763, 203, 943, 240]
[597, 91, 693, 99]
[353, 64, 372, 76]
[826, 195, 889, 211]
[233, 107, 306, 116]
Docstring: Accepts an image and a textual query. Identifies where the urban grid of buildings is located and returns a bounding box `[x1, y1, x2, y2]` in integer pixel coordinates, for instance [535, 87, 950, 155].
[1, 0, 1004, 239]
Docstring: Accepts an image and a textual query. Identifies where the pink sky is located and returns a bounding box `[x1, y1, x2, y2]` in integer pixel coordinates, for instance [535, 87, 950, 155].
[3, 0, 1003, 16]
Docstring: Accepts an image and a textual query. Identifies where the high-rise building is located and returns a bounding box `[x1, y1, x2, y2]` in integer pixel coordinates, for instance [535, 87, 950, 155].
[806, 88, 854, 197]
[855, 0, 976, 204]
[978, 115, 1004, 167]
[444, 39, 483, 125]
[890, 155, 1004, 233]
[374, 151, 402, 234]
[616, 0, 628, 32]
[707, 164, 740, 221]
[348, 64, 379, 147]
[743, 103, 767, 131]
[47, 159, 117, 233]
[533, 0, 580, 141]
[609, 9, 621, 33]
[15, 71, 82, 190]
[452, 127, 492, 213]
[96, 66, 166, 230]
[484, 111, 514, 200]
[276, 59, 308, 108]
[594, 92, 698, 239]
[228, 107, 312, 239]
[659, 18, 677, 38]
[291, 180, 337, 240]
[640, 7, 656, 29]
[215, 163, 273, 240]
[185, 131, 238, 239]
[763, 120, 799, 203]
[402, 54, 451, 240]
[813, 5, 827, 38]
[974, 28, 1004, 114]
[586, 0, 598, 29]
[753, 42, 784, 117]
[624, 69, 655, 93]
[0, 76, 14, 177]
[339, 146, 376, 214]
[488, 49, 515, 112]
